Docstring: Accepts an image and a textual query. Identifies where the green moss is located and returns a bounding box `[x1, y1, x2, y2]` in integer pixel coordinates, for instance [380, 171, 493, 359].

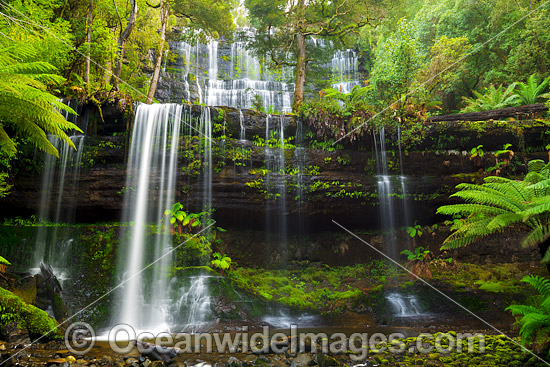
[0, 287, 58, 337]
[227, 261, 400, 313]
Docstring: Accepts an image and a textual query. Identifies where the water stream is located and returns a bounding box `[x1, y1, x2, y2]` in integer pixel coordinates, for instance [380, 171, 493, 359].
[32, 100, 85, 274]
[373, 127, 422, 317]
[113, 104, 216, 333]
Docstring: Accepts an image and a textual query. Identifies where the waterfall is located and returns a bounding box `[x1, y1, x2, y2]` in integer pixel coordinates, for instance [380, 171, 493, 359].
[264, 115, 287, 252]
[374, 127, 395, 240]
[373, 127, 421, 318]
[33, 100, 85, 272]
[115, 104, 183, 332]
[205, 40, 294, 112]
[239, 109, 245, 141]
[167, 35, 362, 110]
[175, 275, 212, 331]
[331, 49, 360, 93]
[114, 103, 215, 332]
[294, 118, 306, 236]
[386, 293, 423, 317]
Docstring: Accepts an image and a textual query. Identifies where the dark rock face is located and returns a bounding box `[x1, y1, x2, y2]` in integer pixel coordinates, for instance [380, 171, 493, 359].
[1, 107, 547, 233]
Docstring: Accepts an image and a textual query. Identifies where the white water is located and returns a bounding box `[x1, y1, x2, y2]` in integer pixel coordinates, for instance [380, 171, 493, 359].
[239, 109, 245, 141]
[386, 293, 423, 317]
[114, 103, 214, 332]
[264, 115, 287, 248]
[170, 36, 360, 112]
[175, 275, 212, 331]
[115, 104, 183, 331]
[331, 49, 360, 93]
[206, 41, 294, 112]
[33, 100, 85, 270]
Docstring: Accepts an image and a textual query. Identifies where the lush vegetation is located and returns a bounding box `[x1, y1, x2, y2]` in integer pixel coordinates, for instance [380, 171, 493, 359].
[437, 159, 550, 262]
[0, 287, 58, 337]
[2, 0, 550, 362]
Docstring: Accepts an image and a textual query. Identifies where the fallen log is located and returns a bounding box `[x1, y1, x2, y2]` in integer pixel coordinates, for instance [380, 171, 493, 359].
[427, 103, 547, 122]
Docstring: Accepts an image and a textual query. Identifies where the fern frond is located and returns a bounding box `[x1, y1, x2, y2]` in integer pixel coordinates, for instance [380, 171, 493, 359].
[436, 204, 509, 216]
[522, 225, 550, 251]
[527, 180, 550, 198]
[441, 218, 495, 249]
[0, 124, 16, 156]
[451, 189, 525, 212]
[0, 42, 78, 157]
[528, 159, 548, 175]
[522, 197, 550, 219]
[507, 304, 543, 316]
[517, 313, 550, 344]
[486, 212, 524, 230]
[522, 275, 550, 298]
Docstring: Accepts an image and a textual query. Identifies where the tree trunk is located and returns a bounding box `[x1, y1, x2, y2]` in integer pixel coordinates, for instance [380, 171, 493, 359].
[146, 0, 169, 104]
[293, 31, 306, 111]
[112, 0, 138, 90]
[84, 0, 93, 91]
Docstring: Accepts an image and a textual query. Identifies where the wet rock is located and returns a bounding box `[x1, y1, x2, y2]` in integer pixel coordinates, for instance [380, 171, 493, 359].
[135, 341, 178, 364]
[47, 358, 69, 364]
[253, 355, 270, 365]
[126, 357, 139, 367]
[290, 354, 314, 367]
[226, 356, 242, 367]
[241, 354, 256, 366]
[314, 351, 340, 367]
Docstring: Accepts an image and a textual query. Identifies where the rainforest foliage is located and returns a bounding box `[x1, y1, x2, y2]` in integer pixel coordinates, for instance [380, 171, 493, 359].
[0, 0, 547, 110]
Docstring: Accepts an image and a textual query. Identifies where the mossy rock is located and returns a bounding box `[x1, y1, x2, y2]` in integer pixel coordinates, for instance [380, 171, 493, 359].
[0, 287, 58, 337]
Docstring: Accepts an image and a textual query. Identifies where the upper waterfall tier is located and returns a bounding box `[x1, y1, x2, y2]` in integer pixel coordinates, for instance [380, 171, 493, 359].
[155, 36, 360, 112]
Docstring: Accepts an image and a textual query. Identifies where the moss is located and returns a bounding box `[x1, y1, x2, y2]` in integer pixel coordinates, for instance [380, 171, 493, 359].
[227, 261, 400, 313]
[0, 287, 58, 337]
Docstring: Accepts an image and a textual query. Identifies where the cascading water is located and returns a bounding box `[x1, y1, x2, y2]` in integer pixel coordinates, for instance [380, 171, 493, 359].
[264, 115, 287, 253]
[205, 40, 294, 112]
[115, 104, 182, 332]
[175, 275, 212, 331]
[373, 127, 411, 243]
[331, 49, 360, 93]
[294, 118, 307, 236]
[33, 101, 85, 273]
[373, 127, 421, 317]
[239, 109, 245, 141]
[167, 34, 359, 112]
[114, 103, 214, 333]
[386, 293, 422, 317]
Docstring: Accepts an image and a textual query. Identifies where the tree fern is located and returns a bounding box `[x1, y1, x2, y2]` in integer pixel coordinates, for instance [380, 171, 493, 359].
[507, 275, 550, 354]
[514, 74, 550, 105]
[461, 83, 519, 112]
[0, 42, 81, 158]
[437, 160, 550, 261]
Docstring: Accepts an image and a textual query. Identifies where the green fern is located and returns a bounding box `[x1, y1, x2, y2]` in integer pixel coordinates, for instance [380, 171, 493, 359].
[461, 83, 519, 112]
[437, 160, 550, 260]
[0, 42, 81, 158]
[514, 74, 550, 105]
[322, 84, 373, 110]
[0, 256, 10, 266]
[507, 275, 550, 355]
